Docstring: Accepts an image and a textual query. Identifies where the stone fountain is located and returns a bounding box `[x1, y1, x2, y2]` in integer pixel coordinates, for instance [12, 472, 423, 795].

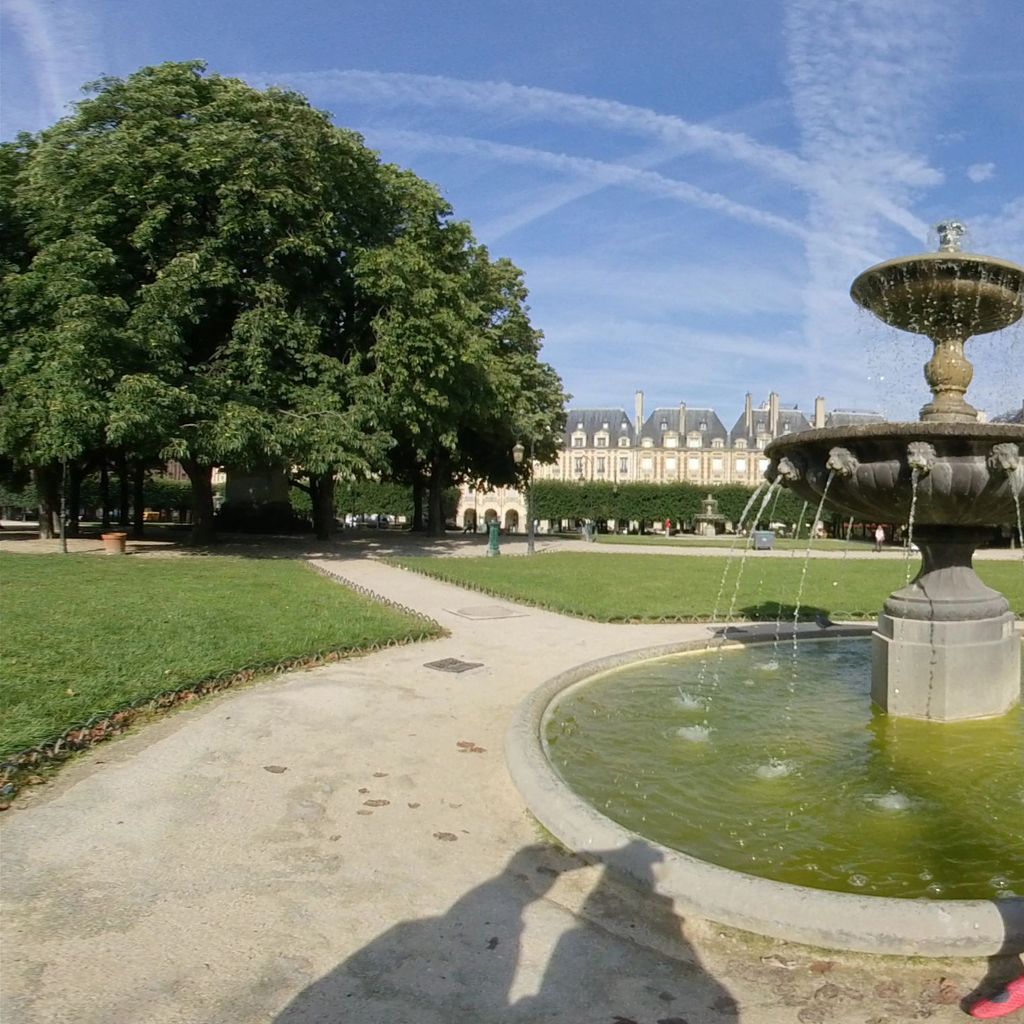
[766, 224, 1024, 721]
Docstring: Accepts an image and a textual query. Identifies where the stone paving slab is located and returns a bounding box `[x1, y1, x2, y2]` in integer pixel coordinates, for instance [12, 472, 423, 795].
[0, 553, 1013, 1023]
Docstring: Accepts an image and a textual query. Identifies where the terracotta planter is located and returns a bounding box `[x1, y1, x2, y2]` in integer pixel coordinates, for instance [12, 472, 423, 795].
[100, 532, 127, 555]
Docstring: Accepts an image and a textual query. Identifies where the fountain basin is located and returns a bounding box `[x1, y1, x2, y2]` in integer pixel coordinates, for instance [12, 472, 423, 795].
[850, 252, 1024, 338]
[764, 422, 1024, 526]
[506, 636, 1024, 957]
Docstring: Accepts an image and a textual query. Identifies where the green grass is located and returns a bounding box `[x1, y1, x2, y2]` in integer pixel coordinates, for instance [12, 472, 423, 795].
[0, 553, 441, 757]
[595, 533, 874, 551]
[392, 551, 1024, 623]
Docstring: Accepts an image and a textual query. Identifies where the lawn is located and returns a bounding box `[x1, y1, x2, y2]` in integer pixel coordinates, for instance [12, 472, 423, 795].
[595, 533, 874, 552]
[392, 551, 1024, 623]
[0, 553, 442, 757]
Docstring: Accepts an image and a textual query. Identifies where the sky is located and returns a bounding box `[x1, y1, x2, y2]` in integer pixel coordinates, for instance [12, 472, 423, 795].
[3, 0, 1023, 424]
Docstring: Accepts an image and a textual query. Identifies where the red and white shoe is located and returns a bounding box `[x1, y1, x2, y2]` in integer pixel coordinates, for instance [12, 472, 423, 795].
[969, 976, 1024, 1019]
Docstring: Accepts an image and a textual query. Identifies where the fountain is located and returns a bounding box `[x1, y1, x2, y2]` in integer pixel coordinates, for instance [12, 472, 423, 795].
[507, 228, 1024, 955]
[693, 492, 725, 537]
[766, 225, 1024, 721]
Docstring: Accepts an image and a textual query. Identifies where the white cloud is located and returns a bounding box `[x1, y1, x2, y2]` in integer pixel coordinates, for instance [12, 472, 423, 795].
[966, 162, 996, 183]
[366, 128, 815, 244]
[1, 0, 102, 130]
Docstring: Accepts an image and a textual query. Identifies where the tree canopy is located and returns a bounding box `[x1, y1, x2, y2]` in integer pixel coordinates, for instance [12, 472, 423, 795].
[0, 62, 566, 541]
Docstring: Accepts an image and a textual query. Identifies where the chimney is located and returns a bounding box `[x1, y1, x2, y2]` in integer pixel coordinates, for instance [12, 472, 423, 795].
[769, 391, 780, 436]
[744, 392, 753, 435]
[634, 390, 644, 435]
[814, 395, 826, 428]
[679, 402, 687, 436]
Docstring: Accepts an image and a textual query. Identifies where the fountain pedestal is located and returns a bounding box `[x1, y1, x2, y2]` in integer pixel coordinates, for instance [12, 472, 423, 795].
[871, 527, 1021, 721]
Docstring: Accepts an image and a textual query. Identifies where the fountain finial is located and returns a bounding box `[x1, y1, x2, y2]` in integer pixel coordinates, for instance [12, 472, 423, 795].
[935, 220, 966, 253]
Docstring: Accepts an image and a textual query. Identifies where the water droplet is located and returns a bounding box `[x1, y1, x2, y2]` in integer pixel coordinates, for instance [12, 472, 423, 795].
[848, 873, 869, 888]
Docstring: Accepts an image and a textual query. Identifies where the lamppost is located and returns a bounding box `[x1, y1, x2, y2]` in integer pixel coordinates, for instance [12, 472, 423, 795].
[512, 440, 535, 555]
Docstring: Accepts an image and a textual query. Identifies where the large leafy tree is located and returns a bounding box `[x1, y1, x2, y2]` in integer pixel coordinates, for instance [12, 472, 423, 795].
[7, 62, 396, 542]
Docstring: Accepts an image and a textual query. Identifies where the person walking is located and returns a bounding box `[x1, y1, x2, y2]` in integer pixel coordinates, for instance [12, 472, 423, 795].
[874, 525, 885, 552]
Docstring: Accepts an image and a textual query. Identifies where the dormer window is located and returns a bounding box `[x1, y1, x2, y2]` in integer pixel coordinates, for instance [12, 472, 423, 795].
[621, 421, 629, 431]
[618, 437, 630, 447]
[602, 422, 609, 430]
[660, 420, 668, 431]
[735, 438, 747, 449]
[572, 435, 585, 448]
[642, 437, 654, 448]
[699, 420, 708, 432]
[576, 421, 584, 430]
[687, 432, 701, 448]
[712, 438, 724, 448]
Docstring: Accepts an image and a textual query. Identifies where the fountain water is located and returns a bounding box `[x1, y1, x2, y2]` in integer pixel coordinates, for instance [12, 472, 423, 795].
[507, 229, 1024, 955]
[766, 229, 1024, 721]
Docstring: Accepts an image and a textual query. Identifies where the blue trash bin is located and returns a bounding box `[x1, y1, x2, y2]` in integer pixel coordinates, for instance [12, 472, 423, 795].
[753, 530, 775, 550]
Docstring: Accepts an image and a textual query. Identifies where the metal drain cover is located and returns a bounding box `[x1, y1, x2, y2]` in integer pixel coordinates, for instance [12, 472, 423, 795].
[446, 605, 525, 620]
[424, 658, 484, 674]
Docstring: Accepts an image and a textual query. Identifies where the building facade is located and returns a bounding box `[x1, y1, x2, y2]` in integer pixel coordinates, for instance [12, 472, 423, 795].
[456, 390, 884, 532]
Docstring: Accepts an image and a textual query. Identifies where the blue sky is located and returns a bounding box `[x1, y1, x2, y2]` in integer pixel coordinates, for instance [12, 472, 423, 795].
[3, 0, 1023, 423]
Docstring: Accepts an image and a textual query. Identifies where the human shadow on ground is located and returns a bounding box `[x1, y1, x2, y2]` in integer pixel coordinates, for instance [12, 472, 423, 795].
[273, 841, 738, 1023]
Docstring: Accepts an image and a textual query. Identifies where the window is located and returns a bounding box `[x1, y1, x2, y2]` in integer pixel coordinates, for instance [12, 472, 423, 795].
[736, 457, 747, 473]
[687, 433, 701, 448]
[687, 456, 700, 473]
[618, 436, 630, 447]
[712, 438, 724, 449]
[699, 419, 708, 432]
[574, 457, 584, 476]
[642, 437, 653, 448]
[641, 456, 653, 471]
[665, 457, 677, 472]
[664, 435, 678, 448]
[660, 420, 668, 430]
[735, 438, 747, 449]
[596, 457, 606, 474]
[759, 458, 769, 473]
[619, 456, 628, 474]
[572, 435, 585, 448]
[595, 435, 608, 447]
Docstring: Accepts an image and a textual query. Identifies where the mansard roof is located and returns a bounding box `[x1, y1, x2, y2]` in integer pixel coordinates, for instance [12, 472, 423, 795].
[824, 409, 887, 428]
[640, 407, 728, 444]
[729, 406, 811, 443]
[564, 408, 634, 445]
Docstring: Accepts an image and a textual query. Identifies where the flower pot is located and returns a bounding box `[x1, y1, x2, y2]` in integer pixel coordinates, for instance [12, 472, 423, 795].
[100, 532, 127, 555]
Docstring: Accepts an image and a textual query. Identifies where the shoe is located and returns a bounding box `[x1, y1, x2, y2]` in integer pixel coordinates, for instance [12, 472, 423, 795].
[970, 976, 1024, 1019]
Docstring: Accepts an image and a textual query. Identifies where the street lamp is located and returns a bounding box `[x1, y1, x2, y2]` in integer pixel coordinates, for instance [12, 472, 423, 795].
[512, 440, 535, 555]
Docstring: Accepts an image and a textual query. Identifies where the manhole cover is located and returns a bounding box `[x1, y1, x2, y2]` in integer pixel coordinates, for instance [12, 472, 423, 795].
[424, 658, 484, 674]
[447, 605, 525, 620]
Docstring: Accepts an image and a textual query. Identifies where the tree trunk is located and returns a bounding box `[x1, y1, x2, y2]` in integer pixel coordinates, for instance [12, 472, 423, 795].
[66, 462, 83, 538]
[99, 458, 111, 529]
[131, 461, 146, 540]
[33, 465, 59, 538]
[182, 459, 216, 544]
[311, 472, 336, 541]
[411, 470, 425, 532]
[117, 451, 130, 526]
[427, 456, 447, 537]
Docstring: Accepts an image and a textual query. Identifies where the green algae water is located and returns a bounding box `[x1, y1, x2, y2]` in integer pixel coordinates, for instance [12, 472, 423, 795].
[546, 638, 1023, 900]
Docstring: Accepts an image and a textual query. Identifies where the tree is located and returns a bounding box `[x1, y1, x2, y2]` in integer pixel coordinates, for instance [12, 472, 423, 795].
[358, 185, 566, 535]
[9, 62, 397, 542]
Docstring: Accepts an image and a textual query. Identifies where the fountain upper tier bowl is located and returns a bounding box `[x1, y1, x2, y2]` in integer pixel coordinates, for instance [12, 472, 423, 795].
[850, 251, 1024, 337]
[765, 421, 1024, 525]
